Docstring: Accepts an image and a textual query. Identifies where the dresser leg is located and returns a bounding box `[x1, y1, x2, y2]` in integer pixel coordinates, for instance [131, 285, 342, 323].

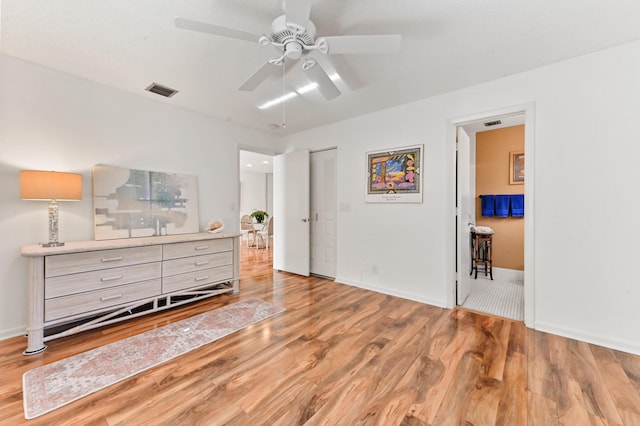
[24, 341, 47, 356]
[25, 257, 46, 355]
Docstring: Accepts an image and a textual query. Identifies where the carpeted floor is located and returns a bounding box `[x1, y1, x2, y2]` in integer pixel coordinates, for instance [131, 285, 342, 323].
[22, 297, 284, 419]
[462, 279, 524, 321]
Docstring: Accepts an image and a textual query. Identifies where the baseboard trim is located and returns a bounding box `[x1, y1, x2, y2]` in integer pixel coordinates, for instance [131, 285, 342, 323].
[336, 276, 640, 356]
[0, 326, 25, 342]
[535, 321, 640, 356]
[492, 267, 524, 282]
[334, 276, 446, 308]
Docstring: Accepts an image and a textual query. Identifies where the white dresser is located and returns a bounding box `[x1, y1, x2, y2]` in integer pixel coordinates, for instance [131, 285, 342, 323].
[21, 233, 240, 355]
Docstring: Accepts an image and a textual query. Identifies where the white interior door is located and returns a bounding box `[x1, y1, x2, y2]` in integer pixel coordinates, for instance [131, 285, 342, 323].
[310, 149, 337, 278]
[457, 126, 473, 305]
[273, 150, 310, 276]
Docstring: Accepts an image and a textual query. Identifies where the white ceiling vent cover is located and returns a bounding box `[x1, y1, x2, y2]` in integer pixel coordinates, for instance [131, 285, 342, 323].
[145, 83, 179, 98]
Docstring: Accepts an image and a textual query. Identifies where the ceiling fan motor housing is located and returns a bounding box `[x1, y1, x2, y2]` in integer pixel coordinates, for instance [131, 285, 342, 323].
[271, 15, 316, 54]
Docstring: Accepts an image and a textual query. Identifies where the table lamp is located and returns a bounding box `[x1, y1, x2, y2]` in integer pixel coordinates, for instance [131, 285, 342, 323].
[20, 170, 82, 247]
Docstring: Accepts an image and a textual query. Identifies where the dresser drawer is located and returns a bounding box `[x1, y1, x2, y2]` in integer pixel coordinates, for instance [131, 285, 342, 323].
[162, 252, 232, 277]
[162, 238, 233, 260]
[45, 279, 162, 322]
[45, 262, 162, 299]
[45, 246, 162, 277]
[162, 265, 233, 293]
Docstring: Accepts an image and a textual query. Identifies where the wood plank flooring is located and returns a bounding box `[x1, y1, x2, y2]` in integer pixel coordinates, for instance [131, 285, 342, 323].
[1, 245, 639, 425]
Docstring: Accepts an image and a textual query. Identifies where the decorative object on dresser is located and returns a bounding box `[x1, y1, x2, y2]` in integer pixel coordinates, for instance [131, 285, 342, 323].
[20, 170, 83, 247]
[206, 218, 225, 233]
[93, 165, 200, 240]
[22, 298, 284, 419]
[20, 233, 240, 355]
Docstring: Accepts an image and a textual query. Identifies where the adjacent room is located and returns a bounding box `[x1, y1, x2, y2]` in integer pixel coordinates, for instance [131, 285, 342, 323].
[2, 1, 640, 424]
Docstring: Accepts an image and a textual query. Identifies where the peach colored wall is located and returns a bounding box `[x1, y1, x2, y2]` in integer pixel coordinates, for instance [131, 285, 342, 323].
[475, 125, 524, 270]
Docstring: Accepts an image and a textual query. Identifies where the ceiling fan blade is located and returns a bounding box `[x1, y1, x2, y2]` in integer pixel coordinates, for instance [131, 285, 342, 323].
[175, 17, 259, 43]
[239, 61, 280, 91]
[302, 60, 341, 100]
[283, 0, 312, 30]
[321, 35, 402, 55]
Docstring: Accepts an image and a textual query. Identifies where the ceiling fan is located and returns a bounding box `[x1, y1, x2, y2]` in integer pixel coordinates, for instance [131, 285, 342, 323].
[175, 0, 401, 100]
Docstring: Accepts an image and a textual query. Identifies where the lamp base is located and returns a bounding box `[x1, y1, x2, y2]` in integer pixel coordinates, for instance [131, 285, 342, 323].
[41, 242, 65, 247]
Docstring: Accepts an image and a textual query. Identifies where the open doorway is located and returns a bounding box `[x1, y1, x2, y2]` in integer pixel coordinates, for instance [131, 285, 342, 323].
[453, 104, 535, 325]
[239, 149, 274, 256]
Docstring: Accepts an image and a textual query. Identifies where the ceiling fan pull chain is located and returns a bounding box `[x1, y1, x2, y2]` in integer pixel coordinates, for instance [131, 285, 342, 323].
[282, 60, 287, 128]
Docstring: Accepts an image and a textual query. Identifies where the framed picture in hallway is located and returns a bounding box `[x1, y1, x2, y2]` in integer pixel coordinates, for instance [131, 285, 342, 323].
[509, 151, 525, 185]
[365, 144, 423, 203]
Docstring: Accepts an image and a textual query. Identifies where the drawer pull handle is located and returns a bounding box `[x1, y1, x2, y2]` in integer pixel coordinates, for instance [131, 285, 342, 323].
[102, 256, 124, 262]
[195, 245, 209, 251]
[194, 261, 209, 266]
[100, 294, 122, 302]
[100, 275, 124, 282]
[194, 275, 209, 282]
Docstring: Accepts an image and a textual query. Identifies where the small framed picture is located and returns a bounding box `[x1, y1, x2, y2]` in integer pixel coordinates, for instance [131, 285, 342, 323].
[509, 151, 524, 185]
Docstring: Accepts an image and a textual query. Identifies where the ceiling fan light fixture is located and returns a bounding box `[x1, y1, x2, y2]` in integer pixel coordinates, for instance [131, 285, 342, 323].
[285, 42, 303, 59]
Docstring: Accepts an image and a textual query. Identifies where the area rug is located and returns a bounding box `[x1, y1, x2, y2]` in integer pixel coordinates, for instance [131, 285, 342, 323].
[23, 297, 284, 419]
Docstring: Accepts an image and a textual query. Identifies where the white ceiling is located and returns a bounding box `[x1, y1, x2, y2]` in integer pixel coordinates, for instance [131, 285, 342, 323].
[2, 1, 640, 136]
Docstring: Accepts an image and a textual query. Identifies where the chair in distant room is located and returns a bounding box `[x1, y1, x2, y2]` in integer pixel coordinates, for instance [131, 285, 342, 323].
[256, 217, 274, 249]
[240, 214, 255, 247]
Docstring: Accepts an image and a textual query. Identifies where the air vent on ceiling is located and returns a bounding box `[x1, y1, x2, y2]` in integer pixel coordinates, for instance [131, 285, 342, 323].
[483, 120, 502, 127]
[145, 83, 179, 98]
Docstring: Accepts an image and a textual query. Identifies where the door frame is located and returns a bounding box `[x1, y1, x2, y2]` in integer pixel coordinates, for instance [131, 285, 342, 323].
[455, 126, 474, 306]
[446, 102, 536, 327]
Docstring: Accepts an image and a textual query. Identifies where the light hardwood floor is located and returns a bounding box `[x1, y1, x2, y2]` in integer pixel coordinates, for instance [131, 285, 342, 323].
[1, 245, 639, 425]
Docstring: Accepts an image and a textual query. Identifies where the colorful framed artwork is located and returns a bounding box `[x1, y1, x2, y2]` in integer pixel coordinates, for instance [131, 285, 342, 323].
[365, 144, 423, 203]
[93, 165, 200, 240]
[509, 151, 525, 185]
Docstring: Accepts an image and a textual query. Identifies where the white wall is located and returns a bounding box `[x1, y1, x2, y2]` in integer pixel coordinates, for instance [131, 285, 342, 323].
[239, 169, 271, 218]
[0, 55, 281, 339]
[283, 40, 640, 355]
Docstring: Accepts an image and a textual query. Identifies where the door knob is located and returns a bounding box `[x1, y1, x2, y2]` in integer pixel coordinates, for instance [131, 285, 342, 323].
[301, 218, 309, 222]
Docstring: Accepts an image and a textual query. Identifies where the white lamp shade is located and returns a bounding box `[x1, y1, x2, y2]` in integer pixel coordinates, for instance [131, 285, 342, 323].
[20, 170, 82, 201]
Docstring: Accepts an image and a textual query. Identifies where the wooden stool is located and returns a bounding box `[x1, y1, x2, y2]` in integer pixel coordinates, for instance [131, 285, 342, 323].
[470, 231, 493, 280]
